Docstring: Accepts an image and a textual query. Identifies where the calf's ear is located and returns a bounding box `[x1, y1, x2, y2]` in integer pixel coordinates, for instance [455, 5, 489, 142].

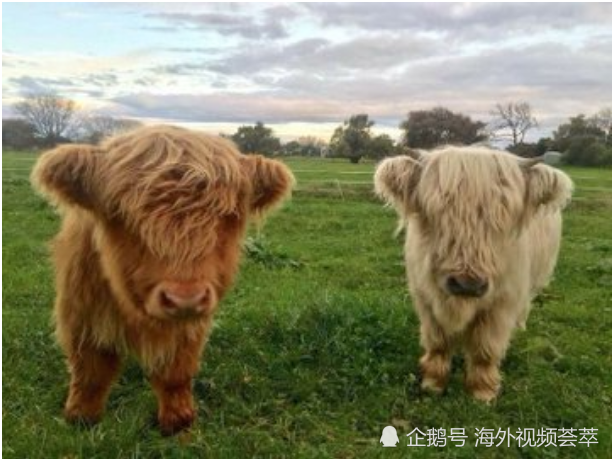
[524, 163, 573, 212]
[374, 152, 422, 214]
[240, 155, 295, 215]
[30, 144, 103, 210]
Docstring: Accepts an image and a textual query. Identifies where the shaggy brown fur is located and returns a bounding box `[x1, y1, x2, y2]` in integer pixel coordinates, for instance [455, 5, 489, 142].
[31, 125, 294, 434]
[375, 146, 572, 402]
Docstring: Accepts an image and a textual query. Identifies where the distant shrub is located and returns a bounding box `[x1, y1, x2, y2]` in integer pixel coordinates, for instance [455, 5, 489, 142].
[564, 138, 612, 167]
[2, 118, 39, 150]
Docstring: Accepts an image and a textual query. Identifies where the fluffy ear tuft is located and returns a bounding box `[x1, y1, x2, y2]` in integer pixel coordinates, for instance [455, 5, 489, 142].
[525, 164, 574, 212]
[374, 156, 422, 215]
[30, 144, 102, 210]
[240, 155, 295, 216]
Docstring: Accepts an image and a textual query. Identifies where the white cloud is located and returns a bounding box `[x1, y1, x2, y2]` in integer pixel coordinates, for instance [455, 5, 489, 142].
[2, 3, 611, 141]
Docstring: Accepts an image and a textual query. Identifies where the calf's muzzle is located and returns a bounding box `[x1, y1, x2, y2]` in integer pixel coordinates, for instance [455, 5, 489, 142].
[445, 274, 489, 298]
[157, 281, 215, 318]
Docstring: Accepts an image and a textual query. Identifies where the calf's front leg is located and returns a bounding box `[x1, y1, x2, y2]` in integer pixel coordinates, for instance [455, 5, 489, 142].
[416, 307, 452, 394]
[463, 310, 514, 403]
[64, 344, 121, 424]
[149, 337, 205, 435]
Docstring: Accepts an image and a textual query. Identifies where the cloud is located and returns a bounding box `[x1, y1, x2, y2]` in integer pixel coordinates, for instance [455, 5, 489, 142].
[155, 62, 211, 76]
[304, 3, 612, 39]
[148, 4, 297, 40]
[182, 32, 609, 121]
[9, 75, 74, 95]
[3, 49, 159, 79]
[206, 34, 441, 77]
[9, 74, 111, 99]
[133, 76, 157, 87]
[83, 73, 119, 87]
[104, 32, 610, 138]
[110, 92, 347, 123]
[2, 3, 610, 142]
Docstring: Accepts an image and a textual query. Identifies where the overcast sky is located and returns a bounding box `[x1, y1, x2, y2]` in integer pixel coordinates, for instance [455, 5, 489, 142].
[2, 2, 612, 142]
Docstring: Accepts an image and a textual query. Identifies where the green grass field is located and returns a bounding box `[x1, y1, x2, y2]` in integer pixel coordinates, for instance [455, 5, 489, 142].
[2, 151, 611, 458]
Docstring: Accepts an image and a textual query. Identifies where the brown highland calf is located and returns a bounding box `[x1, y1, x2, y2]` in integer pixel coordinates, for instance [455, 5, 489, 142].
[374, 146, 573, 402]
[31, 125, 294, 434]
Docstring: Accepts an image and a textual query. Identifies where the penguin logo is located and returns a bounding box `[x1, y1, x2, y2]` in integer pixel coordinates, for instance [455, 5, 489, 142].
[380, 426, 399, 447]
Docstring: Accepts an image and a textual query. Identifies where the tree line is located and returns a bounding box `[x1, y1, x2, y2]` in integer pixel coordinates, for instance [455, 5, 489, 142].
[324, 105, 610, 167]
[3, 94, 143, 150]
[3, 94, 611, 167]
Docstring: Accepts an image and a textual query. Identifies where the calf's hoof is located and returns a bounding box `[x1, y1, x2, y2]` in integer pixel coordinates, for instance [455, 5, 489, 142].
[464, 362, 501, 404]
[419, 354, 450, 395]
[468, 386, 499, 404]
[158, 407, 196, 436]
[465, 376, 500, 404]
[420, 376, 446, 395]
[64, 406, 103, 426]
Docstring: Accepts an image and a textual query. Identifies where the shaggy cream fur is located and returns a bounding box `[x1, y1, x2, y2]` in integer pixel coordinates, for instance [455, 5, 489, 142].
[375, 146, 572, 401]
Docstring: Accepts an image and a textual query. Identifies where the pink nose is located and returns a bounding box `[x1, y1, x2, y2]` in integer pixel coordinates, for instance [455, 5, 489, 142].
[158, 281, 213, 313]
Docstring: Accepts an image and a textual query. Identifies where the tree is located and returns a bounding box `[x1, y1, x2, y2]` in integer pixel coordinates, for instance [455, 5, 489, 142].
[281, 140, 302, 156]
[368, 134, 396, 159]
[400, 107, 487, 149]
[506, 142, 541, 158]
[565, 137, 611, 167]
[14, 94, 77, 146]
[281, 137, 327, 157]
[552, 114, 611, 167]
[2, 118, 38, 150]
[77, 115, 143, 144]
[507, 137, 553, 158]
[296, 136, 327, 157]
[588, 107, 612, 143]
[490, 102, 538, 146]
[231, 121, 281, 155]
[330, 114, 374, 163]
[535, 137, 554, 156]
[552, 115, 604, 152]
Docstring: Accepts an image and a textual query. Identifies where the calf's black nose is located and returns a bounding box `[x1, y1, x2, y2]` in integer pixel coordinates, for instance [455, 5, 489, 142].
[446, 275, 488, 297]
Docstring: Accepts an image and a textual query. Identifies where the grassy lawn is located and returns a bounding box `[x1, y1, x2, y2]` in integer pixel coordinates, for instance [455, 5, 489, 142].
[2, 151, 611, 458]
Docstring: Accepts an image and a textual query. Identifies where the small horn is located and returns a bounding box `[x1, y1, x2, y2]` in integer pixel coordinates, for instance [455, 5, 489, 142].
[520, 155, 544, 168]
[402, 147, 422, 161]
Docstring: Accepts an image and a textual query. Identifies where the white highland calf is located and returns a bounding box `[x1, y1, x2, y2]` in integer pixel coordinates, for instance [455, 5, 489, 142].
[374, 146, 573, 402]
